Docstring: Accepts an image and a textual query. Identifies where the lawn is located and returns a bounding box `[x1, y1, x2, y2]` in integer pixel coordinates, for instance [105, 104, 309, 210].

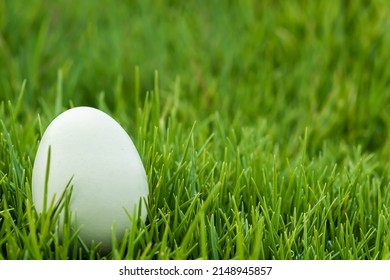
[1, 0, 390, 260]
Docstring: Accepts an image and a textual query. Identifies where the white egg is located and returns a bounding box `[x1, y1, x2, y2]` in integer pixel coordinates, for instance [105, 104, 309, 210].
[32, 106, 148, 250]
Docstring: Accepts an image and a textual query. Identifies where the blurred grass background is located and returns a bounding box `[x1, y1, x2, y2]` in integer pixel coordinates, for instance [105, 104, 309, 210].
[1, 0, 390, 259]
[2, 0, 390, 157]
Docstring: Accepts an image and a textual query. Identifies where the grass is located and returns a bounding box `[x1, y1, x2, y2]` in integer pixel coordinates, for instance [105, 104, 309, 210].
[1, 0, 390, 259]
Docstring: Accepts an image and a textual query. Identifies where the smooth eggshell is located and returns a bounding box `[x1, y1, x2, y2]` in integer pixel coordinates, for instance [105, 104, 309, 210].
[32, 106, 148, 250]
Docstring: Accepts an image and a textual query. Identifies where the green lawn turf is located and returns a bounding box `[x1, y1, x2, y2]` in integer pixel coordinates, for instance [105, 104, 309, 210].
[1, 0, 390, 259]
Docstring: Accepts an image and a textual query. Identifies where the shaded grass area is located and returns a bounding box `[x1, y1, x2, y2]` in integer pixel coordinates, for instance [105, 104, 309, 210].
[1, 0, 390, 259]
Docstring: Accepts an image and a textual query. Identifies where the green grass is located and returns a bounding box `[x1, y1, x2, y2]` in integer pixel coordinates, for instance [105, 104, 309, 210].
[1, 0, 390, 259]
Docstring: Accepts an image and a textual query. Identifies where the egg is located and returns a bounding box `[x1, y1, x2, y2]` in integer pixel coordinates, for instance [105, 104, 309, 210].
[32, 106, 148, 250]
